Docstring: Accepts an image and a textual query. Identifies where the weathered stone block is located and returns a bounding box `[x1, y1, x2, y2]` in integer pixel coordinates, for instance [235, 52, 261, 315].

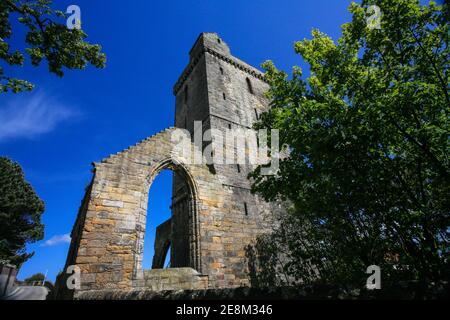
[102, 200, 124, 208]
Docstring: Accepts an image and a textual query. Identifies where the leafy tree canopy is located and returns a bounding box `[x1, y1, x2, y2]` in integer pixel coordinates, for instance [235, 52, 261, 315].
[249, 0, 449, 286]
[0, 157, 45, 267]
[24, 272, 45, 283]
[0, 0, 106, 93]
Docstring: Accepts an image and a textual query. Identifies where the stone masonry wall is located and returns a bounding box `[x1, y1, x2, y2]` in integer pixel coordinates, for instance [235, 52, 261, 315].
[152, 218, 171, 269]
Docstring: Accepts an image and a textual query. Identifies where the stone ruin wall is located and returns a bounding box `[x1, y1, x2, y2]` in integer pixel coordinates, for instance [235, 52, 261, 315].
[57, 33, 283, 299]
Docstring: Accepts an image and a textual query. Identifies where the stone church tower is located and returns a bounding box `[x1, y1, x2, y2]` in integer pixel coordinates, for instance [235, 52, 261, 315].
[58, 33, 280, 298]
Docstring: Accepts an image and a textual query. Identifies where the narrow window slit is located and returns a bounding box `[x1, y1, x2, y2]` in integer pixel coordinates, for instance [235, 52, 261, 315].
[246, 78, 254, 94]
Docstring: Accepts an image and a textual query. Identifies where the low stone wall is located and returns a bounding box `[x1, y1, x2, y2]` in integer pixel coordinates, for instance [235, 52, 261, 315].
[134, 268, 209, 291]
[75, 282, 449, 300]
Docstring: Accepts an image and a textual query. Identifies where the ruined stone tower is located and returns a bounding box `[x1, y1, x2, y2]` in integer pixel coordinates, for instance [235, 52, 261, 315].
[59, 33, 280, 298]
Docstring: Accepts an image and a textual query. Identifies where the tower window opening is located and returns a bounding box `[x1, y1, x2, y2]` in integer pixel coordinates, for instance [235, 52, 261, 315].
[237, 164, 241, 173]
[218, 38, 221, 44]
[223, 93, 226, 100]
[244, 202, 248, 216]
[220, 67, 224, 75]
[164, 246, 171, 268]
[246, 78, 254, 95]
[228, 123, 232, 129]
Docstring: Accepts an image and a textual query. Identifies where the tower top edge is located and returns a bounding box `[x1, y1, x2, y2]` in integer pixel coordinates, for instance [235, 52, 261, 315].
[173, 33, 267, 95]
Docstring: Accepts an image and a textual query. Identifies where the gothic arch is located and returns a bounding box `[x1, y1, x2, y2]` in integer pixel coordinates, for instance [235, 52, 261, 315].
[133, 157, 202, 280]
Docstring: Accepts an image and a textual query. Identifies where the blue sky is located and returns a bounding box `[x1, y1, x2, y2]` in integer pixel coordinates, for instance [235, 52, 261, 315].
[1, 0, 360, 282]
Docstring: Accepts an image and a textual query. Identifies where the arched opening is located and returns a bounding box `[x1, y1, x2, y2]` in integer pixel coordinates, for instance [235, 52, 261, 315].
[143, 169, 172, 269]
[136, 159, 200, 277]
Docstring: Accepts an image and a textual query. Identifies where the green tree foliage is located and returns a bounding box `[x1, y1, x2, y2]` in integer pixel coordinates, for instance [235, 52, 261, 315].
[249, 0, 449, 286]
[0, 157, 44, 267]
[24, 272, 45, 283]
[0, 0, 106, 93]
